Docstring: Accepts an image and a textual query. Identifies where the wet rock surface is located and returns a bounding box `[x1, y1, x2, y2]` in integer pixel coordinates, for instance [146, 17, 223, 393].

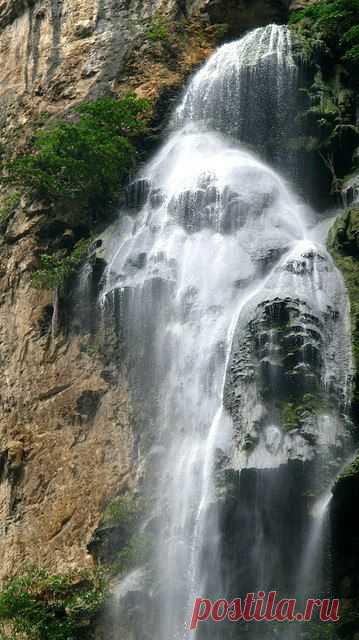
[223, 243, 352, 465]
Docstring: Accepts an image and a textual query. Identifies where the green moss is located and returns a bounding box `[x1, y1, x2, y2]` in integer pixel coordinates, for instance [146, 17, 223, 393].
[0, 566, 107, 640]
[112, 532, 153, 575]
[328, 206, 359, 417]
[280, 402, 300, 431]
[102, 494, 143, 528]
[147, 17, 170, 42]
[295, 72, 358, 189]
[0, 191, 20, 227]
[212, 23, 228, 40]
[280, 394, 333, 431]
[338, 451, 359, 479]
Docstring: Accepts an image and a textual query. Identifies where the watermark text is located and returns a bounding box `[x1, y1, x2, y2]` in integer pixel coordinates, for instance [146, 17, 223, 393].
[190, 592, 340, 630]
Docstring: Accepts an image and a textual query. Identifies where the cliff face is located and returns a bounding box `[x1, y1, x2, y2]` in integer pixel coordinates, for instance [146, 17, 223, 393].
[0, 0, 186, 581]
[0, 0, 295, 585]
[0, 0, 291, 143]
[0, 0, 182, 113]
[0, 213, 135, 578]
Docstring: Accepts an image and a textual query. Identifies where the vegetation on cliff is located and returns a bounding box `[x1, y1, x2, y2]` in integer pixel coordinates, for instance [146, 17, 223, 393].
[89, 494, 153, 576]
[31, 238, 93, 291]
[0, 566, 107, 640]
[0, 191, 20, 228]
[289, 0, 359, 69]
[2, 96, 149, 222]
[328, 205, 359, 422]
[0, 95, 149, 291]
[289, 0, 359, 194]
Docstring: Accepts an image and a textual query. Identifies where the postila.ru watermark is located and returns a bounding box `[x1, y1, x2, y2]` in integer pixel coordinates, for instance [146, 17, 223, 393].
[190, 591, 340, 630]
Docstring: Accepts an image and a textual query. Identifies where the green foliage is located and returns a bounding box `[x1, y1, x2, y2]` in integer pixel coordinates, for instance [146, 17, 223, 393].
[298, 74, 357, 148]
[289, 0, 359, 69]
[99, 495, 151, 576]
[213, 23, 228, 40]
[339, 451, 359, 479]
[0, 566, 107, 640]
[328, 206, 359, 415]
[32, 238, 92, 291]
[294, 72, 358, 191]
[342, 24, 359, 45]
[280, 394, 332, 431]
[0, 191, 20, 226]
[281, 401, 300, 431]
[13, 96, 150, 291]
[113, 532, 152, 575]
[102, 494, 143, 528]
[343, 43, 359, 63]
[2, 96, 150, 221]
[147, 17, 170, 42]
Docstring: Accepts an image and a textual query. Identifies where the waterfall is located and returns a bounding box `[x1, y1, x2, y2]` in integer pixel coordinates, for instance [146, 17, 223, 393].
[175, 24, 298, 173]
[99, 23, 353, 640]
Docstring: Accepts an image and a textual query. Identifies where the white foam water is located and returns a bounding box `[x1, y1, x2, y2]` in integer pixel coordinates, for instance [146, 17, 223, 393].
[98, 23, 353, 640]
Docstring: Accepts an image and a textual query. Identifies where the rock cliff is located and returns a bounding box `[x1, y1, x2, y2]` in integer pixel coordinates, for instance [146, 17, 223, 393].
[0, 0, 293, 586]
[2, 3, 359, 640]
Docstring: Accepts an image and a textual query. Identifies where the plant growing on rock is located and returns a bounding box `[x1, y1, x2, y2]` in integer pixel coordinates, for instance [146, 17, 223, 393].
[0, 566, 107, 640]
[289, 0, 359, 191]
[2, 96, 150, 291]
[147, 16, 170, 42]
[328, 206, 359, 422]
[290, 0, 359, 71]
[114, 532, 153, 575]
[1, 95, 150, 223]
[32, 238, 92, 291]
[102, 493, 144, 528]
[0, 191, 20, 228]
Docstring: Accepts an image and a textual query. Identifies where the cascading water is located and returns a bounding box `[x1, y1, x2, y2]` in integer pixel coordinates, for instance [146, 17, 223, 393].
[175, 24, 298, 174]
[98, 23, 353, 640]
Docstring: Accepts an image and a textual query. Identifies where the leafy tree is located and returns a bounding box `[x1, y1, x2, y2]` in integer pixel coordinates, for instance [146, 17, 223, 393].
[2, 95, 150, 222]
[0, 566, 107, 640]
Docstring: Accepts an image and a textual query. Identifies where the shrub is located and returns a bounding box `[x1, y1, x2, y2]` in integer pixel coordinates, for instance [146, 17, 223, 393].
[147, 17, 170, 42]
[0, 191, 20, 227]
[32, 238, 92, 291]
[290, 0, 359, 70]
[2, 96, 150, 222]
[0, 566, 107, 640]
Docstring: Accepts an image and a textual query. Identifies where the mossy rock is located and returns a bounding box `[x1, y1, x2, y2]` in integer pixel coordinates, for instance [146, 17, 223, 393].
[279, 393, 332, 432]
[338, 450, 359, 481]
[328, 206, 359, 426]
[88, 493, 144, 566]
[329, 205, 359, 255]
